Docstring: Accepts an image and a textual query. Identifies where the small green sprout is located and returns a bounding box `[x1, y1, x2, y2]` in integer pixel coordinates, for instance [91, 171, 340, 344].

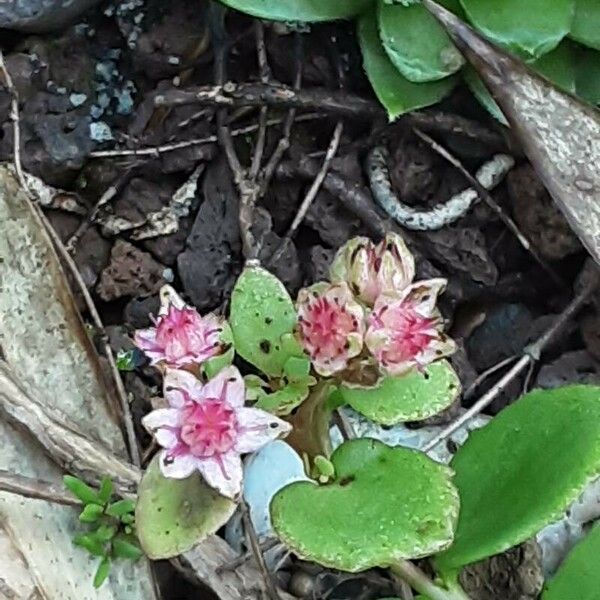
[64, 475, 143, 588]
[115, 349, 136, 371]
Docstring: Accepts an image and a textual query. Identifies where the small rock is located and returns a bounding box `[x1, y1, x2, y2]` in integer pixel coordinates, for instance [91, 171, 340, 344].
[0, 0, 102, 32]
[97, 240, 165, 301]
[305, 245, 336, 284]
[305, 190, 361, 247]
[535, 350, 600, 389]
[124, 295, 160, 329]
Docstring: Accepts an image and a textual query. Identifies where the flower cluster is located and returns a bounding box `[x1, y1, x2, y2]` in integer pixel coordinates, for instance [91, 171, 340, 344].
[296, 234, 456, 379]
[134, 286, 291, 498]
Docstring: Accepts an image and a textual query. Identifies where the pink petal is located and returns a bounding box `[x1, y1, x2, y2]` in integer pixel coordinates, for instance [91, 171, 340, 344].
[196, 452, 243, 499]
[235, 407, 292, 454]
[159, 450, 197, 479]
[143, 408, 181, 448]
[202, 366, 245, 407]
[163, 368, 203, 407]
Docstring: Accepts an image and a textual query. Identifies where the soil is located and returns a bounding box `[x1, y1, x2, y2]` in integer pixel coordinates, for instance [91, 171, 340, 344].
[1, 1, 598, 599]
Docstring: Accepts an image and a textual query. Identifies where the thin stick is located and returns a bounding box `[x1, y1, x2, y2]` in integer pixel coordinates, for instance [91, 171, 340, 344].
[423, 273, 598, 453]
[216, 538, 281, 573]
[269, 120, 343, 264]
[462, 354, 518, 400]
[0, 470, 80, 507]
[240, 499, 281, 600]
[414, 128, 565, 288]
[0, 52, 141, 469]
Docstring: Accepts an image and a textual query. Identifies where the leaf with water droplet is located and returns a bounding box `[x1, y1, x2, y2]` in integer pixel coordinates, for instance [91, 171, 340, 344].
[230, 265, 304, 377]
[136, 456, 236, 559]
[378, 0, 465, 82]
[340, 360, 460, 425]
[435, 385, 600, 572]
[271, 438, 459, 571]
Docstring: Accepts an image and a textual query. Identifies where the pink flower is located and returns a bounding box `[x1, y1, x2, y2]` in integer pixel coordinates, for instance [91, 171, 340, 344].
[142, 366, 292, 498]
[330, 233, 415, 306]
[296, 282, 365, 377]
[134, 285, 224, 368]
[365, 279, 456, 376]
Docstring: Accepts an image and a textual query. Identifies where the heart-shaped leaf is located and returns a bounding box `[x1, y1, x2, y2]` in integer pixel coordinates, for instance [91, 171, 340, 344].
[466, 41, 576, 123]
[542, 523, 600, 599]
[378, 0, 465, 82]
[271, 438, 459, 572]
[136, 456, 236, 559]
[357, 12, 457, 120]
[435, 385, 600, 572]
[340, 360, 460, 425]
[459, 0, 573, 59]
[230, 265, 304, 377]
[570, 0, 600, 50]
[218, 0, 372, 22]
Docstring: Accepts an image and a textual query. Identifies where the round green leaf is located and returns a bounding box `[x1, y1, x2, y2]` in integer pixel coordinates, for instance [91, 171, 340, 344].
[543, 523, 600, 599]
[435, 385, 600, 571]
[340, 360, 461, 425]
[467, 42, 576, 123]
[136, 456, 236, 559]
[230, 265, 303, 377]
[271, 438, 459, 572]
[357, 12, 457, 120]
[459, 0, 573, 59]
[378, 0, 465, 82]
[575, 45, 600, 105]
[218, 0, 372, 22]
[570, 0, 600, 50]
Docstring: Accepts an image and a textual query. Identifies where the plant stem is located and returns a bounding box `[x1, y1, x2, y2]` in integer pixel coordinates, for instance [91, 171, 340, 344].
[390, 560, 471, 600]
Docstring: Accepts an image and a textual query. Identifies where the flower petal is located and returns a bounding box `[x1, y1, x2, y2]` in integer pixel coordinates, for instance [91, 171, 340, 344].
[158, 450, 198, 479]
[202, 366, 245, 407]
[196, 452, 243, 499]
[235, 407, 292, 454]
[159, 284, 186, 314]
[163, 368, 203, 407]
[142, 407, 180, 431]
[402, 279, 447, 315]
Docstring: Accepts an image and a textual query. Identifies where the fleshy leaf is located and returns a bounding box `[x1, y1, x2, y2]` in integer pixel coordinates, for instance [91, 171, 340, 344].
[271, 438, 459, 572]
[112, 535, 144, 561]
[435, 385, 600, 571]
[378, 0, 464, 82]
[202, 320, 234, 379]
[93, 556, 111, 588]
[357, 12, 457, 120]
[106, 499, 136, 518]
[79, 504, 105, 523]
[340, 360, 461, 425]
[97, 477, 113, 505]
[136, 456, 236, 559]
[73, 533, 106, 557]
[570, 0, 600, 50]
[230, 265, 304, 377]
[64, 475, 99, 505]
[575, 45, 600, 105]
[458, 0, 573, 59]
[542, 523, 600, 599]
[218, 0, 371, 21]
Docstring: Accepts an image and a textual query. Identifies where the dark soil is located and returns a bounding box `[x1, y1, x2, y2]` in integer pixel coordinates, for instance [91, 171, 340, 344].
[1, 1, 598, 598]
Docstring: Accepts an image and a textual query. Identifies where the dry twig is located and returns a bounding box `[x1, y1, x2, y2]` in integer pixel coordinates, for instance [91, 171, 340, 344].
[0, 470, 81, 507]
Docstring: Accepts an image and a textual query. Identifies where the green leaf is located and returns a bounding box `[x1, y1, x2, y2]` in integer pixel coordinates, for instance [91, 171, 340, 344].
[570, 0, 600, 50]
[357, 12, 456, 120]
[136, 456, 237, 559]
[459, 0, 573, 59]
[112, 535, 144, 561]
[271, 438, 459, 572]
[283, 355, 312, 381]
[106, 499, 136, 518]
[543, 523, 600, 599]
[73, 533, 106, 557]
[467, 42, 576, 123]
[94, 524, 118, 543]
[79, 503, 105, 523]
[435, 385, 600, 572]
[575, 45, 600, 105]
[97, 477, 113, 505]
[378, 0, 464, 82]
[202, 321, 235, 379]
[255, 381, 313, 415]
[218, 0, 372, 22]
[93, 556, 111, 588]
[64, 475, 99, 505]
[340, 360, 460, 425]
[230, 265, 304, 377]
